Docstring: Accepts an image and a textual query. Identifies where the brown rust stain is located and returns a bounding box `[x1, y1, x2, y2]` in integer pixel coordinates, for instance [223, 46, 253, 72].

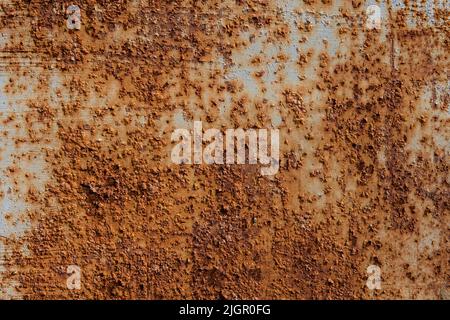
[0, 0, 448, 299]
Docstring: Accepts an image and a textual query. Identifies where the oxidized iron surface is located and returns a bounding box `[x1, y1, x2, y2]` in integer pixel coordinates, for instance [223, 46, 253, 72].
[0, 0, 448, 299]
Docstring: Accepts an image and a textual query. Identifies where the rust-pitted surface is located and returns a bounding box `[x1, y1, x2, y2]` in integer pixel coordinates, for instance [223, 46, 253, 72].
[0, 0, 448, 299]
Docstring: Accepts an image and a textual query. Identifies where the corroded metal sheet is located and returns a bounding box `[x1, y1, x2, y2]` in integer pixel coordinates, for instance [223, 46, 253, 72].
[0, 0, 448, 299]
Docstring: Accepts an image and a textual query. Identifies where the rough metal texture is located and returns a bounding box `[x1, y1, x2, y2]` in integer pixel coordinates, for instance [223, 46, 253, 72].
[0, 0, 448, 299]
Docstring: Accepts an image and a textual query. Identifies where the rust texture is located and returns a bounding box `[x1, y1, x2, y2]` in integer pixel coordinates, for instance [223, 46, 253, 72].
[0, 0, 448, 299]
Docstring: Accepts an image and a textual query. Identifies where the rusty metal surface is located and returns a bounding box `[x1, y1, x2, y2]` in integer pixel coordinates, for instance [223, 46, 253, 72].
[0, 0, 448, 299]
